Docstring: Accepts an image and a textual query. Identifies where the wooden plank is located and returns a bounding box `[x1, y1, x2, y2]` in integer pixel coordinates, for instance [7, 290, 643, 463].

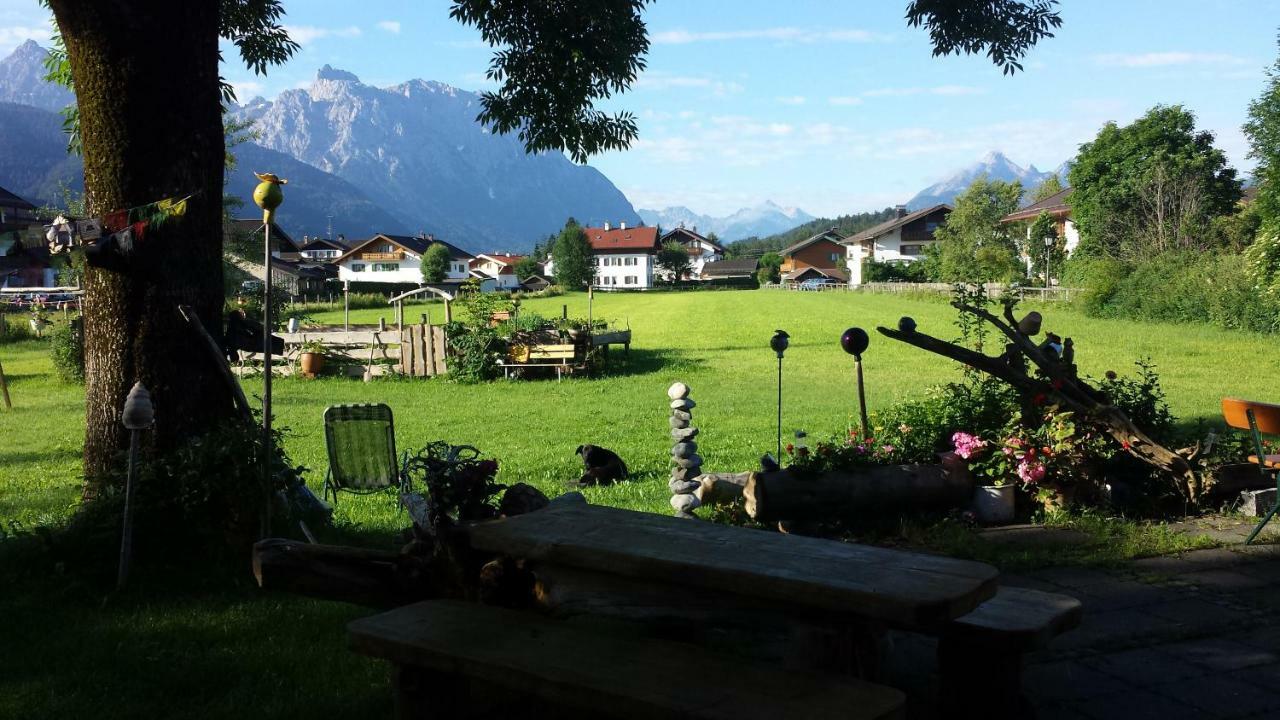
[944, 586, 1082, 652]
[0, 355, 11, 410]
[432, 325, 446, 376]
[349, 600, 905, 720]
[401, 326, 413, 375]
[278, 331, 388, 344]
[422, 324, 433, 377]
[467, 504, 998, 629]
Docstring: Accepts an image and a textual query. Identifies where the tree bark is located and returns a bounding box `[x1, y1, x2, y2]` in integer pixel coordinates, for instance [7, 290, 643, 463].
[49, 1, 235, 494]
[742, 463, 973, 524]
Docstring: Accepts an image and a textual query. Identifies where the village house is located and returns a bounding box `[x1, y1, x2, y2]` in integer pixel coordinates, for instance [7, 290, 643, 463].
[999, 188, 1079, 257]
[0, 186, 51, 288]
[778, 227, 849, 286]
[471, 253, 526, 290]
[546, 223, 661, 289]
[297, 236, 350, 261]
[700, 256, 760, 281]
[842, 204, 951, 285]
[659, 225, 724, 279]
[334, 233, 474, 285]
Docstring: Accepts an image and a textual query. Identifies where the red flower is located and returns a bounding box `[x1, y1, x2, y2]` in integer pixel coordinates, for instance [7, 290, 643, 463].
[1121, 441, 1132, 450]
[785, 443, 795, 454]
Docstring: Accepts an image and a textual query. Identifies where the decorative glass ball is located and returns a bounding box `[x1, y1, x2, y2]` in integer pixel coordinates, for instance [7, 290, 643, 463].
[840, 327, 869, 357]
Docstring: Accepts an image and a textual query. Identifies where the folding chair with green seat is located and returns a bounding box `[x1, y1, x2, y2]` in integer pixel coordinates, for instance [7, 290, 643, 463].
[1222, 397, 1280, 544]
[322, 403, 402, 505]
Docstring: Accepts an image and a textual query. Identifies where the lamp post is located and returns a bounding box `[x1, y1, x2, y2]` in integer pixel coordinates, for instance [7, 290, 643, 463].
[770, 330, 790, 461]
[253, 172, 286, 538]
[840, 327, 870, 440]
[118, 381, 154, 590]
[1044, 234, 1054, 290]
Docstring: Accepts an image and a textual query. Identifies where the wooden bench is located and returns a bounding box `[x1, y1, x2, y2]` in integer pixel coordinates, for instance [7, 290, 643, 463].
[350, 599, 906, 720]
[936, 586, 1082, 719]
[499, 343, 580, 381]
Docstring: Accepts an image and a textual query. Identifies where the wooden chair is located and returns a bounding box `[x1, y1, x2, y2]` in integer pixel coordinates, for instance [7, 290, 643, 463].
[322, 403, 401, 505]
[1222, 398, 1280, 543]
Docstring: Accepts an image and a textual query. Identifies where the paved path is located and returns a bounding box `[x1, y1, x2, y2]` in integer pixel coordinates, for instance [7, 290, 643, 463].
[890, 543, 1280, 718]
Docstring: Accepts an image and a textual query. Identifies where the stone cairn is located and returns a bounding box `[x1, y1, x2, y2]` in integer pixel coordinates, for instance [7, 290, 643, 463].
[667, 382, 703, 518]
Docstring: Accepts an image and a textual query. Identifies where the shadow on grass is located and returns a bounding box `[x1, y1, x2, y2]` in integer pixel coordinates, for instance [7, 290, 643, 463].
[0, 449, 81, 466]
[591, 348, 704, 378]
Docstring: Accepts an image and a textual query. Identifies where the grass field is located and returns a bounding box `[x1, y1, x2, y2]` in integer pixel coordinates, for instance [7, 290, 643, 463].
[1, 288, 1276, 719]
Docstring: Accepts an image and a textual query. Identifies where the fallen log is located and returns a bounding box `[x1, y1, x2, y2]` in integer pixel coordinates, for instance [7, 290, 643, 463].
[694, 471, 754, 504]
[742, 461, 972, 524]
[252, 538, 436, 608]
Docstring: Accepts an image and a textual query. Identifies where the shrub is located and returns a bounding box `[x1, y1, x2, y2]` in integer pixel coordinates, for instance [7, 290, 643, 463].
[863, 260, 934, 283]
[49, 320, 84, 383]
[0, 312, 38, 343]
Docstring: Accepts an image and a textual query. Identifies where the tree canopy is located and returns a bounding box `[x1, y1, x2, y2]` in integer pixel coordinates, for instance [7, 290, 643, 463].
[1068, 105, 1241, 259]
[906, 0, 1062, 74]
[421, 243, 451, 283]
[552, 221, 594, 288]
[1246, 34, 1280, 231]
[1031, 175, 1065, 203]
[513, 256, 540, 280]
[655, 240, 693, 281]
[933, 176, 1024, 282]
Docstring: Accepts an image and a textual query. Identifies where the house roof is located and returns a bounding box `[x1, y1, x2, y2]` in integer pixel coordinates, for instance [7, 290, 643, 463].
[334, 233, 474, 264]
[1001, 189, 1073, 223]
[782, 266, 849, 282]
[299, 238, 348, 252]
[226, 218, 300, 253]
[661, 227, 725, 253]
[701, 257, 760, 277]
[585, 225, 660, 254]
[781, 227, 846, 256]
[474, 253, 526, 274]
[845, 204, 952, 244]
[0, 185, 36, 211]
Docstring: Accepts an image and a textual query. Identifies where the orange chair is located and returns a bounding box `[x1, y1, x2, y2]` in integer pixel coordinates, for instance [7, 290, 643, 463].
[1222, 398, 1280, 544]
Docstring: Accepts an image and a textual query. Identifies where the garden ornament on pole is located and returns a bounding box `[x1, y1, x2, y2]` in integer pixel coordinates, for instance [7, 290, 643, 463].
[770, 330, 790, 462]
[1044, 234, 1054, 289]
[841, 327, 871, 440]
[253, 171, 286, 538]
[117, 381, 154, 590]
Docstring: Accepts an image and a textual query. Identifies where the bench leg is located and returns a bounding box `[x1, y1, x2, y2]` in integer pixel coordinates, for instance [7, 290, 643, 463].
[937, 637, 1026, 720]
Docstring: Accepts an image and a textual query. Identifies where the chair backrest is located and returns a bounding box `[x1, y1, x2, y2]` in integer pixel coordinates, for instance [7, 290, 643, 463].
[324, 403, 398, 491]
[1222, 398, 1280, 435]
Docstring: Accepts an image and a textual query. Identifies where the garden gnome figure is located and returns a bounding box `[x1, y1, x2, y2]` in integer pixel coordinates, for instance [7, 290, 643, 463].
[841, 327, 871, 440]
[253, 172, 287, 538]
[118, 381, 154, 590]
[770, 330, 789, 462]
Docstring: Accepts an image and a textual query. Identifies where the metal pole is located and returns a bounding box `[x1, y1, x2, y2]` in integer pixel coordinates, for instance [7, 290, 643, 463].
[117, 428, 140, 589]
[855, 357, 869, 440]
[776, 356, 783, 461]
[1045, 244, 1050, 289]
[262, 222, 273, 538]
[344, 281, 350, 331]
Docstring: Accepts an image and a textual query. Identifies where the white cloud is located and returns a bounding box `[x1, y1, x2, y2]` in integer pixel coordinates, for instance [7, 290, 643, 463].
[653, 27, 885, 45]
[230, 79, 265, 98]
[0, 24, 54, 54]
[635, 72, 743, 96]
[284, 25, 362, 45]
[776, 95, 806, 106]
[828, 96, 864, 107]
[863, 85, 986, 98]
[1092, 51, 1250, 68]
[377, 21, 402, 34]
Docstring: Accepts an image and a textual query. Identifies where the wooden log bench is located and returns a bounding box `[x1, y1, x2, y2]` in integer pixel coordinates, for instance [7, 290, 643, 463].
[349, 599, 906, 720]
[499, 343, 581, 381]
[936, 586, 1082, 719]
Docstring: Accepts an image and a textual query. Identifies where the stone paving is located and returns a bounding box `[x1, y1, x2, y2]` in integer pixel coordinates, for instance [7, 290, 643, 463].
[887, 519, 1280, 719]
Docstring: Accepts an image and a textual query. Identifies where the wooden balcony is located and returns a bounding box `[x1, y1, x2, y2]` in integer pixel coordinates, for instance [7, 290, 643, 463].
[361, 251, 404, 261]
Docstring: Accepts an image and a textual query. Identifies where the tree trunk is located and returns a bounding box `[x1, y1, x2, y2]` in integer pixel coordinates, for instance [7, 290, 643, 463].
[49, 1, 235, 494]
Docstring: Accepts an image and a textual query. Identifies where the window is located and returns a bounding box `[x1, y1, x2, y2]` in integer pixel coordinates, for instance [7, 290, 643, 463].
[624, 257, 635, 266]
[351, 263, 366, 272]
[379, 243, 393, 253]
[373, 263, 400, 272]
[900, 244, 924, 256]
[625, 275, 637, 285]
[829, 252, 840, 263]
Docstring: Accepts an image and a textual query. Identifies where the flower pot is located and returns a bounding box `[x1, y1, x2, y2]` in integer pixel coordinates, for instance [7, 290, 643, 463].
[299, 352, 326, 377]
[973, 484, 1015, 524]
[286, 317, 300, 333]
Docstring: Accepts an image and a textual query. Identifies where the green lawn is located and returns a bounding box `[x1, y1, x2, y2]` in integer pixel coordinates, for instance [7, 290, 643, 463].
[1, 289, 1276, 719]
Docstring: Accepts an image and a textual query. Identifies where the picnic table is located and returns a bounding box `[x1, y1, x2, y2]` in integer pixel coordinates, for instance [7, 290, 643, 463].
[466, 503, 999, 630]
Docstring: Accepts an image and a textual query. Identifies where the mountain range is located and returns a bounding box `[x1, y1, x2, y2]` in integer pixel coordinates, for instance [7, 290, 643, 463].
[637, 201, 816, 242]
[905, 151, 1070, 210]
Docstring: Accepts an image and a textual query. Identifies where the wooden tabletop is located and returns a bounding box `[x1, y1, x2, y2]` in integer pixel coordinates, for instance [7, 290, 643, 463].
[468, 504, 999, 629]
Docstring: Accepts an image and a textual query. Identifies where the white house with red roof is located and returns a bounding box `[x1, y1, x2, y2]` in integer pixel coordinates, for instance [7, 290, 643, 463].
[471, 253, 526, 289]
[546, 222, 661, 289]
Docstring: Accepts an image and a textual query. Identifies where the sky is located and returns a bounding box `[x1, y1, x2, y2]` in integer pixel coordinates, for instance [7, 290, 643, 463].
[2, 1, 1277, 217]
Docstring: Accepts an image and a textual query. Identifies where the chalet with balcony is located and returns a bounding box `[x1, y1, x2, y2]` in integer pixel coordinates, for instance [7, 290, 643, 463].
[843, 204, 951, 284]
[779, 227, 847, 277]
[660, 225, 724, 279]
[335, 233, 475, 285]
[298, 236, 351, 262]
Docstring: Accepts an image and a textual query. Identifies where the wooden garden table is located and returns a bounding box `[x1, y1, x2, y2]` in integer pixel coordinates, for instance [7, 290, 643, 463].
[467, 503, 999, 630]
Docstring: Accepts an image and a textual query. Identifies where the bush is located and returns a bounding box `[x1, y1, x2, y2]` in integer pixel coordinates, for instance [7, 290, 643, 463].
[863, 260, 934, 283]
[49, 320, 84, 383]
[0, 312, 38, 344]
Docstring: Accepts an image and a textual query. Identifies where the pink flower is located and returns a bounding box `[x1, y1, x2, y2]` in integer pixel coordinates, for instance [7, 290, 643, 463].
[881, 445, 895, 454]
[951, 431, 987, 460]
[1017, 459, 1046, 484]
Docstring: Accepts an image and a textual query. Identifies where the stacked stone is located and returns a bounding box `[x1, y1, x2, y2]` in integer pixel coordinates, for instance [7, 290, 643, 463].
[667, 382, 703, 518]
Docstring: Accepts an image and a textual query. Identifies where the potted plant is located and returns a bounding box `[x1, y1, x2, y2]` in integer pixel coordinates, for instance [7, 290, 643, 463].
[952, 431, 1015, 524]
[298, 338, 327, 377]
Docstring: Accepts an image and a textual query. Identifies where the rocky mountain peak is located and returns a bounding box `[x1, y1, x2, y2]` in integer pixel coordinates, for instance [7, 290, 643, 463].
[0, 40, 74, 112]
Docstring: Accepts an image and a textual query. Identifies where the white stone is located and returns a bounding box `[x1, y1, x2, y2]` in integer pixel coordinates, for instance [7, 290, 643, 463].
[670, 493, 701, 513]
[667, 382, 691, 400]
[670, 398, 696, 411]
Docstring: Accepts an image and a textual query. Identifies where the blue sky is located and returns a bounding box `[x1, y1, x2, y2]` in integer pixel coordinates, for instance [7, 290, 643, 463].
[2, 1, 1277, 217]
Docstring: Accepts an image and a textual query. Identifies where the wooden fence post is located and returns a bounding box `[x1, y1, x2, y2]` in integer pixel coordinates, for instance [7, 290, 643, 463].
[0, 355, 11, 410]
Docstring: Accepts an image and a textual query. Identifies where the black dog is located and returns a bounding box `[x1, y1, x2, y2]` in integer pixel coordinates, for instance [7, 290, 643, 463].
[575, 444, 628, 486]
